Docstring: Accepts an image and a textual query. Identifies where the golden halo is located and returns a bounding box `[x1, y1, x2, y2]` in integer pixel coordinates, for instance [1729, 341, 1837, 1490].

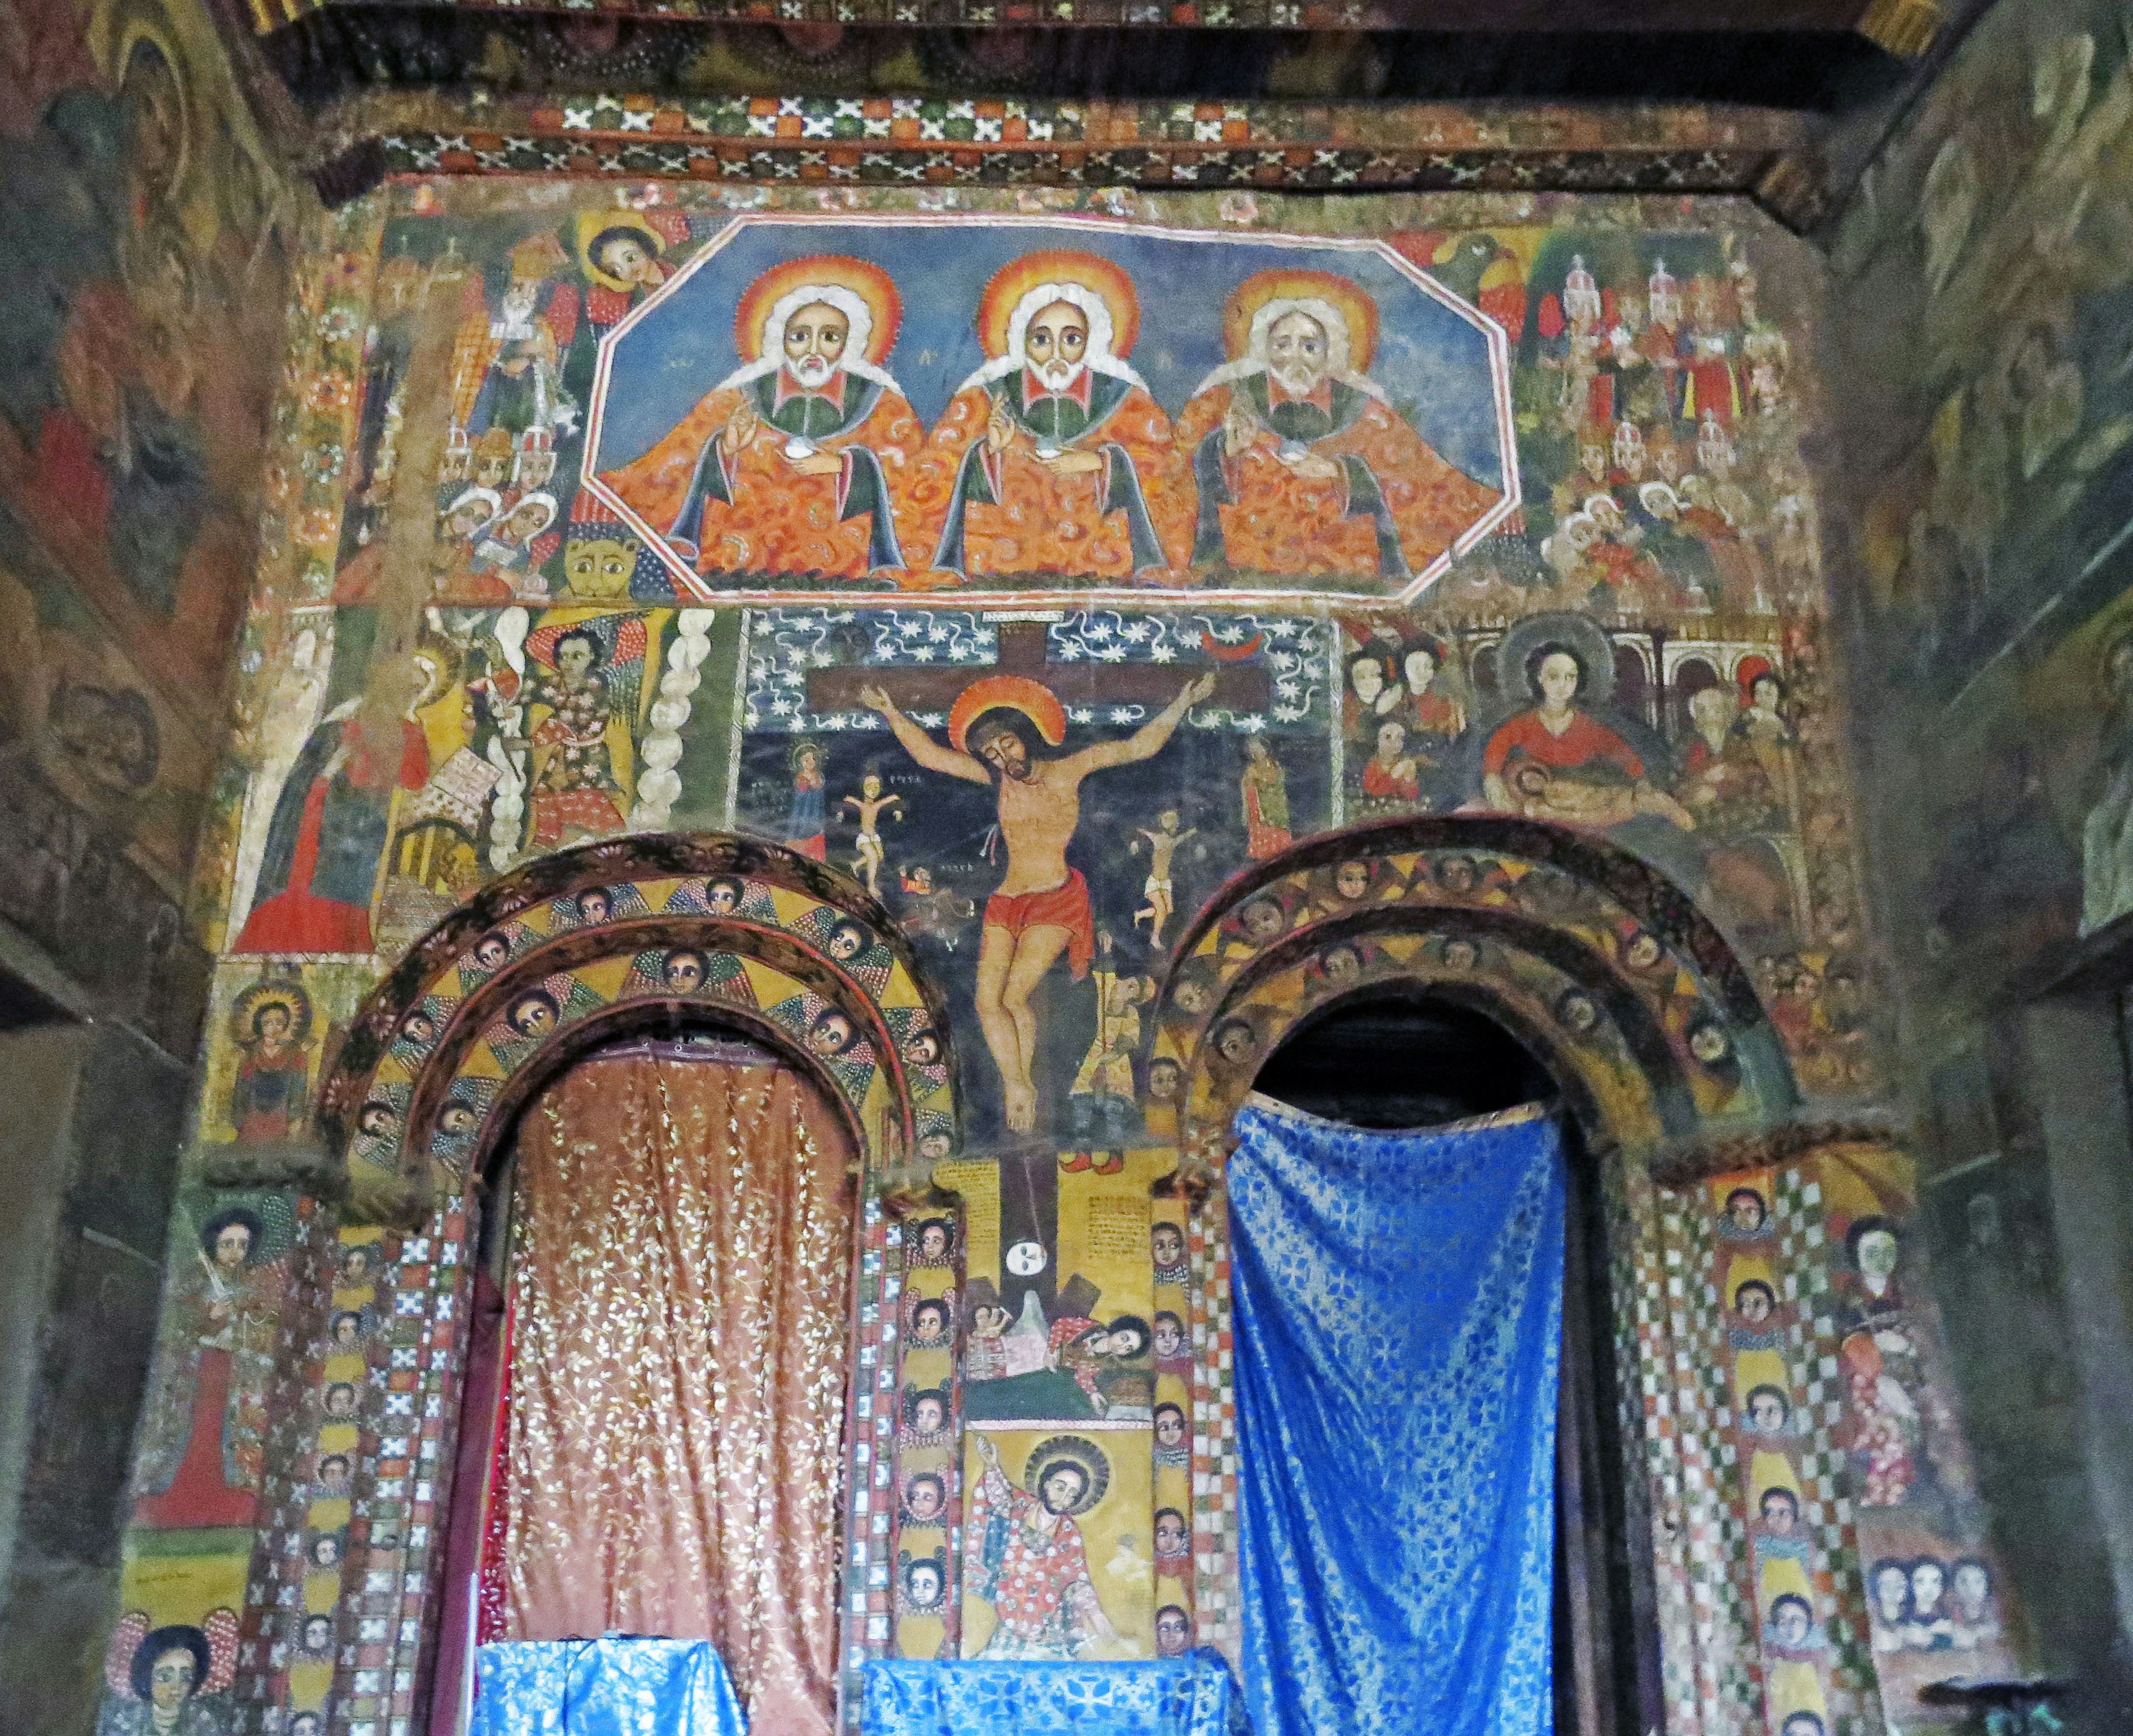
[733, 254, 901, 367]
[574, 211, 664, 295]
[977, 249, 1140, 362]
[947, 676, 1068, 754]
[1221, 268, 1380, 375]
[232, 978, 313, 1047]
[1022, 1433, 1110, 1514]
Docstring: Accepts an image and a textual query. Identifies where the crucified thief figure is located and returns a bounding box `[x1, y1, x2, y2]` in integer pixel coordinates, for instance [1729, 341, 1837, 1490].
[1130, 807, 1197, 949]
[862, 672, 1216, 1133]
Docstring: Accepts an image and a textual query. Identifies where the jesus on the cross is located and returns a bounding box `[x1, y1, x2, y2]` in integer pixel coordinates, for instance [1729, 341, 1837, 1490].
[860, 669, 1216, 1133]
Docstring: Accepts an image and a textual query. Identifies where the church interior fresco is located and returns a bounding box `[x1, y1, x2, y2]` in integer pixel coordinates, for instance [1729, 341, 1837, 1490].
[76, 156, 2010, 1736]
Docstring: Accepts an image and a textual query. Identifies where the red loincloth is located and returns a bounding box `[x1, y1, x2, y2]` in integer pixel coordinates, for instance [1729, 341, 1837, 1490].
[984, 868, 1094, 979]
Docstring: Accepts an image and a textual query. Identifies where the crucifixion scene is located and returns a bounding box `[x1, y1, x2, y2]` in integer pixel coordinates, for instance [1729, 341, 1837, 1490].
[739, 610, 1329, 1145]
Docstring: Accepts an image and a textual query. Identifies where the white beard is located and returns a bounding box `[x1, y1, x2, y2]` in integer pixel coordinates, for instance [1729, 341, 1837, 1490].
[1270, 363, 1325, 398]
[1032, 358, 1085, 393]
[790, 352, 838, 387]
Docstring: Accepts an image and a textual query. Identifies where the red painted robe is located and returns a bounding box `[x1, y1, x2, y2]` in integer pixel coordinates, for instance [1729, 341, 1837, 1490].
[970, 1460, 1101, 1658]
[1174, 372, 1500, 581]
[601, 367, 929, 579]
[1484, 707, 1650, 827]
[917, 366, 1184, 581]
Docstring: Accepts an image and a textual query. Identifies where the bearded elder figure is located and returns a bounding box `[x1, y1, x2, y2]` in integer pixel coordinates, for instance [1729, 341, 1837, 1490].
[922, 249, 1186, 582]
[1174, 269, 1502, 583]
[599, 254, 928, 579]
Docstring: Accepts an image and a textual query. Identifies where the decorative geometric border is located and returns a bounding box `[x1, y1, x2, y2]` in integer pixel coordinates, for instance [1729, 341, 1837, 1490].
[1187, 1182, 1238, 1659]
[1151, 814, 1799, 1175]
[318, 834, 959, 1198]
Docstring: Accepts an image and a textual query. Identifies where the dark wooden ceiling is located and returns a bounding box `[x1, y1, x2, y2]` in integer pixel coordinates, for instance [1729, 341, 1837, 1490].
[229, 0, 1999, 234]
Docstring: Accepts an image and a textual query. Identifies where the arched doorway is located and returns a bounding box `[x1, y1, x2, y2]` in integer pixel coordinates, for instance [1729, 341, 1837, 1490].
[434, 1012, 858, 1732]
[311, 834, 963, 1729]
[1145, 813, 1799, 1727]
[1247, 988, 1650, 1736]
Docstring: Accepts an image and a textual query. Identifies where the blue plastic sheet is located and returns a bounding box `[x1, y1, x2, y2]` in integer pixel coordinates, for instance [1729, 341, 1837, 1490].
[1228, 1097, 1566, 1736]
[471, 1638, 749, 1736]
[860, 1653, 1239, 1734]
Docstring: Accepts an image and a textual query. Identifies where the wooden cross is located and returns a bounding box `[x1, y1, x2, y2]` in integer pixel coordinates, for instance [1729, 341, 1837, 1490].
[804, 617, 1270, 721]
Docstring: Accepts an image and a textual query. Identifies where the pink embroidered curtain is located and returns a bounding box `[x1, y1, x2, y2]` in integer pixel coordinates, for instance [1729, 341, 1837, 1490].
[492, 1043, 856, 1736]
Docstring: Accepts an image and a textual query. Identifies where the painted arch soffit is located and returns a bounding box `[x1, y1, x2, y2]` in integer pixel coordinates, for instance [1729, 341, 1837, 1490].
[319, 833, 959, 1198]
[1153, 814, 1798, 1169]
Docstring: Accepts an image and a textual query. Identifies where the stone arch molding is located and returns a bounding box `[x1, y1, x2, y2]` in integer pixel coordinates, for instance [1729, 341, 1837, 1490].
[318, 833, 960, 1215]
[1151, 814, 1799, 1171]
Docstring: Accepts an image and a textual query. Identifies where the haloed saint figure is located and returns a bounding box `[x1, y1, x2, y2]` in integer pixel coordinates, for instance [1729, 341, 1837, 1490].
[132, 1208, 283, 1529]
[968, 1433, 1118, 1659]
[601, 253, 925, 578]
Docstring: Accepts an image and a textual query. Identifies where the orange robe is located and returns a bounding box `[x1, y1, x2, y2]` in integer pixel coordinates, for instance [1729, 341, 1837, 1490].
[917, 367, 1185, 581]
[1173, 372, 1501, 582]
[600, 367, 929, 579]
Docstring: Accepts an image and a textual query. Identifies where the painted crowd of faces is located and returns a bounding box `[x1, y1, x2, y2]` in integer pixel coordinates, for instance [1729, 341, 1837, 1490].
[1845, 0, 2133, 698]
[1714, 1158, 2014, 1731]
[410, 214, 1514, 602]
[359, 211, 1827, 619]
[1341, 614, 1870, 1094]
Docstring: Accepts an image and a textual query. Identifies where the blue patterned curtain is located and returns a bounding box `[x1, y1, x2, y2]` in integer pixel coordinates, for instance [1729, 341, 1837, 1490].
[1228, 1095, 1566, 1736]
[470, 1638, 749, 1736]
[860, 1654, 1239, 1734]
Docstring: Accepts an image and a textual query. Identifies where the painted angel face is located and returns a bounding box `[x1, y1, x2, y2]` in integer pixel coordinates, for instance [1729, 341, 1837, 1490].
[596, 235, 657, 286]
[565, 538, 635, 601]
[214, 1224, 252, 1268]
[148, 1648, 198, 1712]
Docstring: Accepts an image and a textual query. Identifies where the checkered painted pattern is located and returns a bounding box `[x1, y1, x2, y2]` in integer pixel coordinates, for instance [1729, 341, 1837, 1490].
[837, 1194, 898, 1732]
[230, 1199, 332, 1719]
[1628, 1184, 1706, 1735]
[1775, 1165, 1884, 1736]
[1188, 1182, 1240, 1664]
[1661, 1191, 1763, 1735]
[335, 1207, 467, 1736]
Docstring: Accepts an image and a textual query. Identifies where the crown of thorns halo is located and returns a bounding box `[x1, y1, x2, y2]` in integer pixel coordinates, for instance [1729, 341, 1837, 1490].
[947, 676, 1068, 754]
[1022, 1433, 1111, 1513]
[977, 249, 1140, 363]
[733, 253, 901, 366]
